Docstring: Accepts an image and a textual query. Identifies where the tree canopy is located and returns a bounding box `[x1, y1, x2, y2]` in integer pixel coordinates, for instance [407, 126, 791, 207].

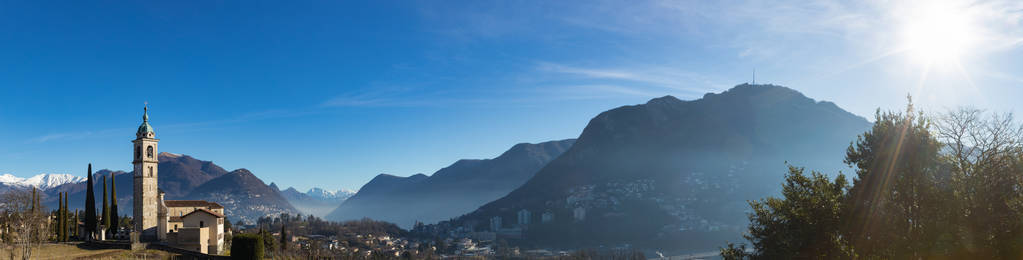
[724, 101, 1023, 259]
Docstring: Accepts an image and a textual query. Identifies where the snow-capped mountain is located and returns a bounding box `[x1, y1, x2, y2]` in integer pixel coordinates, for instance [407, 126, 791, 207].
[279, 187, 356, 217]
[306, 187, 356, 200]
[0, 173, 86, 190]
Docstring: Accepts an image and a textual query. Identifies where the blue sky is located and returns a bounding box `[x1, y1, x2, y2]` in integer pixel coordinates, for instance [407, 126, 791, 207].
[1, 0, 1022, 191]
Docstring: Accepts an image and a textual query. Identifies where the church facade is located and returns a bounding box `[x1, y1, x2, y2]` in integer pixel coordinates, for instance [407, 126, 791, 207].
[133, 106, 226, 254]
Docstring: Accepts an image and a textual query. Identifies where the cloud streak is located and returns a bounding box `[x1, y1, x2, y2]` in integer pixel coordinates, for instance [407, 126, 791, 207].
[26, 128, 123, 144]
[535, 62, 726, 94]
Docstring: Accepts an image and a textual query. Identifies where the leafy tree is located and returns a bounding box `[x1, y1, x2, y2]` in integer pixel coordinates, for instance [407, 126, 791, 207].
[936, 108, 1023, 258]
[84, 163, 97, 239]
[231, 233, 264, 260]
[720, 243, 749, 260]
[1, 189, 49, 259]
[726, 166, 852, 259]
[259, 227, 277, 256]
[843, 100, 951, 258]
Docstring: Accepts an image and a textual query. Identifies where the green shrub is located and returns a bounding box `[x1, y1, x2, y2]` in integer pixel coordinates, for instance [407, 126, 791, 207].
[231, 233, 264, 260]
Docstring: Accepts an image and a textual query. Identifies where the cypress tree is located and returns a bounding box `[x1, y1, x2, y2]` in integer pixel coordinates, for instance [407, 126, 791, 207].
[30, 187, 36, 213]
[280, 224, 288, 250]
[58, 192, 65, 242]
[102, 174, 109, 234]
[63, 192, 69, 241]
[84, 163, 97, 239]
[110, 173, 119, 235]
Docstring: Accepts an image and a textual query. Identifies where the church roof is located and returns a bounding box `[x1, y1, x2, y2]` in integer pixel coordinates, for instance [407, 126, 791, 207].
[164, 200, 224, 209]
[137, 122, 154, 136]
[137, 105, 155, 137]
[183, 208, 225, 219]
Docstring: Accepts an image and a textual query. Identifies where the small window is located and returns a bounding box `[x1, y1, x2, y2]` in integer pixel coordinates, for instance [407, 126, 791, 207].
[148, 166, 153, 177]
[200, 221, 204, 228]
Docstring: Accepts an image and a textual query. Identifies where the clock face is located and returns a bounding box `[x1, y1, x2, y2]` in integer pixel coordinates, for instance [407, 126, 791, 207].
[147, 146, 154, 158]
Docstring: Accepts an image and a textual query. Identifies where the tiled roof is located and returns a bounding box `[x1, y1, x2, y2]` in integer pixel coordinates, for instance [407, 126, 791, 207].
[182, 208, 225, 218]
[164, 200, 224, 209]
[169, 216, 183, 222]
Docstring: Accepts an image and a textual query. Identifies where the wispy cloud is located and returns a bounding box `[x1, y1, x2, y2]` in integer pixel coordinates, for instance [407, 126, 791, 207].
[535, 62, 725, 94]
[29, 133, 78, 143]
[27, 128, 122, 144]
[26, 107, 331, 144]
[320, 87, 445, 108]
[535, 84, 670, 99]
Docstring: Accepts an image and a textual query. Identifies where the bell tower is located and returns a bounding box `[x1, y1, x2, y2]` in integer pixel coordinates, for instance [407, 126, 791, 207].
[132, 105, 159, 241]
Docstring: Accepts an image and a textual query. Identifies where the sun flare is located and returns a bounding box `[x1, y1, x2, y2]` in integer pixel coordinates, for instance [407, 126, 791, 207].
[900, 2, 977, 65]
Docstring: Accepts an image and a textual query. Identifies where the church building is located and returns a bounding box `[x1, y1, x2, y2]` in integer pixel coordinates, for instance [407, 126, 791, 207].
[133, 106, 226, 254]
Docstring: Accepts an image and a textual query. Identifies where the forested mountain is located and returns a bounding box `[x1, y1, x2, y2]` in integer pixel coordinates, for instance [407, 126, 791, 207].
[446, 84, 870, 252]
[186, 168, 299, 223]
[328, 139, 575, 228]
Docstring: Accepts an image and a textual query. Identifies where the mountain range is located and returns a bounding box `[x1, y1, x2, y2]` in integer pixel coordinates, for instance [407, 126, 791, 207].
[5, 83, 873, 254]
[446, 84, 871, 252]
[327, 139, 575, 228]
[33, 153, 296, 223]
[0, 173, 85, 191]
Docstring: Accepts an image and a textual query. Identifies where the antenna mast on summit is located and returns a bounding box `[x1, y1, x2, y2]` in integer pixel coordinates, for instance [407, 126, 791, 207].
[752, 68, 756, 85]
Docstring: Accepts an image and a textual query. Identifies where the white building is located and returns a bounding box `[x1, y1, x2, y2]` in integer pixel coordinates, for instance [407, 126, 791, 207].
[489, 216, 502, 232]
[573, 207, 586, 221]
[541, 210, 554, 223]
[516, 209, 531, 226]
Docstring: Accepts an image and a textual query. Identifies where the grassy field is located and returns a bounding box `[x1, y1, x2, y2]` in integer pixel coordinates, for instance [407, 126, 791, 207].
[0, 242, 181, 259]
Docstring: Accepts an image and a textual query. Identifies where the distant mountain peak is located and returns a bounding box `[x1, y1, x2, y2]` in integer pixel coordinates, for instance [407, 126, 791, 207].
[645, 95, 682, 106]
[702, 83, 806, 101]
[188, 167, 297, 223]
[305, 187, 356, 199]
[159, 152, 183, 158]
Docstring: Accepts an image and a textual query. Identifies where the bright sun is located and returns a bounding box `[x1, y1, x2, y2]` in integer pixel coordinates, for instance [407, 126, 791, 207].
[900, 2, 976, 65]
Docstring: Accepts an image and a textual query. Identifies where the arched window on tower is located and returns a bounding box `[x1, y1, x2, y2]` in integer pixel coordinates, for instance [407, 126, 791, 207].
[148, 166, 153, 177]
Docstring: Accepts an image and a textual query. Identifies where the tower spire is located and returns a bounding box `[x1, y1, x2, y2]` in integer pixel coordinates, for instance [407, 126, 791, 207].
[143, 102, 149, 122]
